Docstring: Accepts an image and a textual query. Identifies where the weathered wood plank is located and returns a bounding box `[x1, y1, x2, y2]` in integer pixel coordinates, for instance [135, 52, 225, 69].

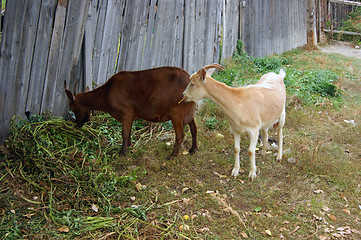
[26, 0, 57, 115]
[56, 0, 90, 116]
[41, 0, 68, 113]
[183, 0, 196, 73]
[141, 0, 157, 70]
[0, 0, 24, 141]
[117, 0, 136, 71]
[324, 28, 361, 36]
[96, 0, 121, 83]
[84, 0, 98, 90]
[330, 0, 361, 7]
[92, 0, 108, 85]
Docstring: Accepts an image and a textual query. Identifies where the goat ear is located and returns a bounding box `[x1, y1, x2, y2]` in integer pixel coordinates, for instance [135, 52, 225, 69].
[65, 90, 75, 103]
[197, 68, 207, 82]
[206, 68, 216, 76]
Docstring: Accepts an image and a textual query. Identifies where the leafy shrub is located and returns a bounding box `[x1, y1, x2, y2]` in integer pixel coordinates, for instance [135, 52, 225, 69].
[285, 69, 341, 104]
[205, 117, 219, 130]
[335, 7, 361, 44]
[253, 56, 292, 73]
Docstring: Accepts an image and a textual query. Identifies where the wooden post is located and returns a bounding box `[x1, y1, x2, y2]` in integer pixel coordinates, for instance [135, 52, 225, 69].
[307, 0, 317, 45]
[239, 0, 245, 41]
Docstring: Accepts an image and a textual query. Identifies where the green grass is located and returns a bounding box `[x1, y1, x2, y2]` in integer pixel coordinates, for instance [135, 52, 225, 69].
[1, 47, 361, 239]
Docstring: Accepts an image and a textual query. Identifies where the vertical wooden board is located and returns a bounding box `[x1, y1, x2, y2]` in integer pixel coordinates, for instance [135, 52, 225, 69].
[239, 0, 244, 41]
[289, 0, 295, 49]
[280, 0, 287, 54]
[253, 0, 261, 57]
[172, 0, 185, 68]
[133, 2, 150, 70]
[243, 0, 253, 56]
[122, 0, 147, 70]
[268, 0, 275, 56]
[92, 0, 108, 85]
[26, 0, 58, 115]
[117, 0, 136, 71]
[5, 1, 30, 125]
[59, 0, 90, 116]
[141, 0, 158, 70]
[183, 0, 196, 73]
[107, 0, 124, 75]
[194, 0, 206, 68]
[231, 0, 240, 57]
[151, 0, 169, 68]
[214, 0, 222, 64]
[154, 0, 180, 68]
[96, 0, 121, 83]
[204, 0, 216, 65]
[84, 0, 99, 90]
[224, 0, 232, 59]
[6, 0, 35, 122]
[43, 0, 90, 116]
[0, 0, 24, 142]
[41, 0, 68, 113]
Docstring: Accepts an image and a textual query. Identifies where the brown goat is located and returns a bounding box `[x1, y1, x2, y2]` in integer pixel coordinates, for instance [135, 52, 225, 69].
[65, 67, 198, 159]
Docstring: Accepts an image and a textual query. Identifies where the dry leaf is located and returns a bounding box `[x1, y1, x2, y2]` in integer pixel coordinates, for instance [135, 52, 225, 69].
[292, 226, 300, 233]
[179, 224, 190, 231]
[91, 204, 99, 213]
[313, 189, 324, 194]
[182, 150, 189, 155]
[10, 209, 15, 214]
[23, 213, 35, 219]
[182, 187, 190, 193]
[198, 227, 209, 233]
[322, 206, 330, 212]
[240, 232, 248, 238]
[213, 171, 227, 178]
[265, 229, 272, 236]
[135, 182, 146, 191]
[216, 133, 224, 138]
[327, 213, 337, 221]
[342, 209, 350, 214]
[57, 226, 69, 233]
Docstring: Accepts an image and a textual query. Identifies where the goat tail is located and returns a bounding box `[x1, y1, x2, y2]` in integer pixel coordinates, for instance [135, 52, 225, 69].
[279, 69, 286, 79]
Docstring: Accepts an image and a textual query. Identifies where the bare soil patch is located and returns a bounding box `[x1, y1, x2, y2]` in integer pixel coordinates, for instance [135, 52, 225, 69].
[319, 41, 361, 59]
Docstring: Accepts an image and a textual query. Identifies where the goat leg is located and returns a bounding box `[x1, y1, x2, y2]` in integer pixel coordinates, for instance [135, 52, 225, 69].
[167, 119, 185, 159]
[188, 119, 198, 154]
[120, 119, 132, 156]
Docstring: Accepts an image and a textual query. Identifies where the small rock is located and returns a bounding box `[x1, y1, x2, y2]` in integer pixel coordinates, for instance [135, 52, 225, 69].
[287, 158, 297, 164]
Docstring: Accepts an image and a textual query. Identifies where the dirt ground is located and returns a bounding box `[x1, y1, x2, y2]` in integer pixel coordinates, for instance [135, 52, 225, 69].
[319, 40, 361, 59]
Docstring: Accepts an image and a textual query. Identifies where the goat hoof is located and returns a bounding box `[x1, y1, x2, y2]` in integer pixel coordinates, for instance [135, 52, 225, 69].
[188, 147, 198, 154]
[231, 168, 240, 177]
[248, 171, 257, 180]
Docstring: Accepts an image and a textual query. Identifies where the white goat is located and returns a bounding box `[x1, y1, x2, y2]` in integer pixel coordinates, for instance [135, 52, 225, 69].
[182, 64, 286, 179]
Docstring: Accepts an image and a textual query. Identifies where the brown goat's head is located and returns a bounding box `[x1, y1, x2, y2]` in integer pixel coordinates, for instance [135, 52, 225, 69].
[65, 90, 90, 127]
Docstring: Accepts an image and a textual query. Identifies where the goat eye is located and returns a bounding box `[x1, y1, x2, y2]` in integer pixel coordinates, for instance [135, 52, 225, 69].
[190, 83, 194, 86]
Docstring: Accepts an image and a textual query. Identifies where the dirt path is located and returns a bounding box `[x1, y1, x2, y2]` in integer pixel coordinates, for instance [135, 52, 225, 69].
[319, 41, 361, 59]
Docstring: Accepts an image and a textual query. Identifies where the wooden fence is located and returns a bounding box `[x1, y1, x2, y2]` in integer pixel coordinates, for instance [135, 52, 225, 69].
[0, 0, 326, 143]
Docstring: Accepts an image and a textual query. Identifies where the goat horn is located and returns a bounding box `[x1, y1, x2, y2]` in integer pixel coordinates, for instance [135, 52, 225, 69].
[203, 63, 224, 70]
[64, 80, 68, 90]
